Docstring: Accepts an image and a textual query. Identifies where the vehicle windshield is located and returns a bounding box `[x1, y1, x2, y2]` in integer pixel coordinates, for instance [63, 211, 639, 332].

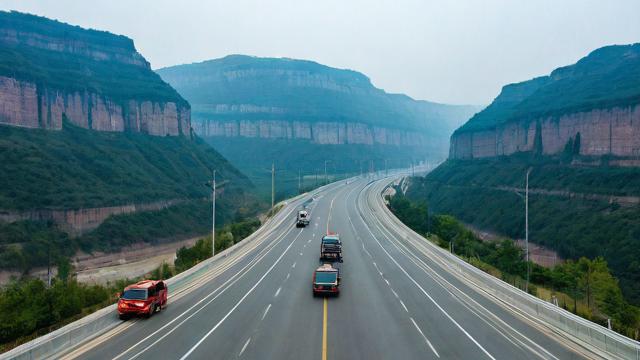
[122, 289, 147, 300]
[315, 272, 338, 284]
[322, 237, 339, 244]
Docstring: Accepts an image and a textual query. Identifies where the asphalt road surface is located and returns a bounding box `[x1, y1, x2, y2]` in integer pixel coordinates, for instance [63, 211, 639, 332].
[67, 176, 589, 360]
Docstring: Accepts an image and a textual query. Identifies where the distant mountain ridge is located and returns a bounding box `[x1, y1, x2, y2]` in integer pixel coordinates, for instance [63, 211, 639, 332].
[157, 54, 479, 148]
[0, 11, 190, 136]
[450, 43, 640, 162]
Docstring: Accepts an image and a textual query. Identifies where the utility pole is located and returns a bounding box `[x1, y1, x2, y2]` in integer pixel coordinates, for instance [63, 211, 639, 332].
[47, 240, 51, 287]
[525, 167, 532, 292]
[211, 170, 216, 257]
[271, 162, 275, 209]
[324, 160, 328, 185]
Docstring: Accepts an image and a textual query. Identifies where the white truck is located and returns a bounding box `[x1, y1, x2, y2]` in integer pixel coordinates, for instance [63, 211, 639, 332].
[296, 210, 310, 227]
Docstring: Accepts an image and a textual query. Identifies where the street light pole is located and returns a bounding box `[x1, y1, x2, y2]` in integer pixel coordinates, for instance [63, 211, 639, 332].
[525, 167, 532, 292]
[212, 170, 216, 257]
[271, 162, 275, 209]
[324, 160, 328, 185]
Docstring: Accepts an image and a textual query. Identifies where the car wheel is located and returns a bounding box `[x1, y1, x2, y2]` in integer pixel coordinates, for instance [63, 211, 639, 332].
[119, 314, 129, 321]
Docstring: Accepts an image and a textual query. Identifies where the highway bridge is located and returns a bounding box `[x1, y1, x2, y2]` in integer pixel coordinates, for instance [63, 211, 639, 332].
[5, 175, 639, 360]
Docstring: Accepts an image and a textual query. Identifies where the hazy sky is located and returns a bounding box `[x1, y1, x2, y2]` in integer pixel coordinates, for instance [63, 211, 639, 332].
[2, 0, 639, 105]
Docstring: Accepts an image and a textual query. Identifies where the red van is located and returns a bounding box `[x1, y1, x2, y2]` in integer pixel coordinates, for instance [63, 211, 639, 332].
[117, 280, 167, 320]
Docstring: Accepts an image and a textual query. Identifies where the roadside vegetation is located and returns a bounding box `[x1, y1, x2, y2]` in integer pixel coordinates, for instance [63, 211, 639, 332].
[0, 217, 261, 351]
[388, 193, 640, 340]
[412, 157, 640, 306]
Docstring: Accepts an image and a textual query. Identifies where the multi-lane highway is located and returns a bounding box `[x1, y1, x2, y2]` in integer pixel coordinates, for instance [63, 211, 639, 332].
[63, 176, 593, 360]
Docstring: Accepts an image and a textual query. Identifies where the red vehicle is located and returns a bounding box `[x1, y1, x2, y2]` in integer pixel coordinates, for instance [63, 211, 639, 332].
[312, 263, 341, 296]
[117, 280, 167, 320]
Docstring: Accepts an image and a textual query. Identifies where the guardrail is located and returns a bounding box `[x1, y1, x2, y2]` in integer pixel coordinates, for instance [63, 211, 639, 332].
[375, 179, 640, 360]
[0, 188, 316, 360]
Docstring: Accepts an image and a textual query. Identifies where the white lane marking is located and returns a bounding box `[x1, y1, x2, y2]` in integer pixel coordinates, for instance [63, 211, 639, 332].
[286, 273, 290, 280]
[399, 299, 409, 313]
[391, 289, 399, 298]
[364, 191, 560, 360]
[327, 196, 336, 233]
[299, 252, 303, 256]
[292, 262, 296, 268]
[178, 229, 304, 360]
[358, 201, 496, 360]
[261, 304, 272, 321]
[384, 279, 390, 286]
[313, 233, 316, 237]
[308, 238, 312, 243]
[274, 286, 281, 297]
[410, 317, 440, 358]
[239, 337, 251, 357]
[119, 224, 298, 360]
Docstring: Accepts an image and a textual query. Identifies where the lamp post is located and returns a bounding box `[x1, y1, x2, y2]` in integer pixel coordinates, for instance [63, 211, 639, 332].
[206, 170, 216, 258]
[525, 167, 532, 292]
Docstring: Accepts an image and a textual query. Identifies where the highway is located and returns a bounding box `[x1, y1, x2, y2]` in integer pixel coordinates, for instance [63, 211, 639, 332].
[65, 176, 592, 360]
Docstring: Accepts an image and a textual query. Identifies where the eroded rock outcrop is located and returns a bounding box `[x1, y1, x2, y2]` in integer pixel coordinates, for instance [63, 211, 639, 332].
[0, 11, 191, 136]
[449, 43, 640, 162]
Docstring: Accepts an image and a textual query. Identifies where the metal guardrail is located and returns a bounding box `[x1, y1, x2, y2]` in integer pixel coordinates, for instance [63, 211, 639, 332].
[375, 179, 640, 360]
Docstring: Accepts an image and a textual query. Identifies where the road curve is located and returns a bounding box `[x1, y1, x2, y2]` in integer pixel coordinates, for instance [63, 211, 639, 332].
[66, 176, 592, 360]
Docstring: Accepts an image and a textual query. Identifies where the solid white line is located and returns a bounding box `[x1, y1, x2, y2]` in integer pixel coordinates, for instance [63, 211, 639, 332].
[274, 286, 281, 297]
[391, 289, 399, 298]
[178, 229, 304, 360]
[399, 299, 409, 313]
[384, 279, 390, 286]
[239, 337, 251, 357]
[410, 317, 440, 358]
[261, 304, 272, 321]
[365, 186, 561, 360]
[118, 224, 298, 360]
[358, 194, 496, 360]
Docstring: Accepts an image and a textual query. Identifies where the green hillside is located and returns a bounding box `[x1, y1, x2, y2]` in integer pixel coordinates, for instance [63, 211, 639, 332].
[0, 123, 261, 270]
[457, 43, 640, 133]
[407, 158, 640, 305]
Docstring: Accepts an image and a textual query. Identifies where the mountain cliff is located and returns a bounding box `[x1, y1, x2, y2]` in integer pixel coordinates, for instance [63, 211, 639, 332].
[158, 55, 476, 147]
[450, 43, 640, 161]
[157, 55, 479, 198]
[0, 11, 190, 136]
[0, 13, 260, 275]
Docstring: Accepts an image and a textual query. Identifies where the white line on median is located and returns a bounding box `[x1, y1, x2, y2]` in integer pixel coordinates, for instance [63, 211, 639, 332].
[410, 317, 440, 358]
[261, 304, 272, 321]
[399, 300, 409, 313]
[239, 337, 251, 357]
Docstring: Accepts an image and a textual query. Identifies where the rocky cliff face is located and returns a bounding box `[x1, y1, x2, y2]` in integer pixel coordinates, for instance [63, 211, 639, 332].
[193, 118, 443, 147]
[450, 43, 640, 162]
[0, 76, 190, 135]
[450, 105, 640, 159]
[0, 11, 190, 136]
[158, 55, 478, 152]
